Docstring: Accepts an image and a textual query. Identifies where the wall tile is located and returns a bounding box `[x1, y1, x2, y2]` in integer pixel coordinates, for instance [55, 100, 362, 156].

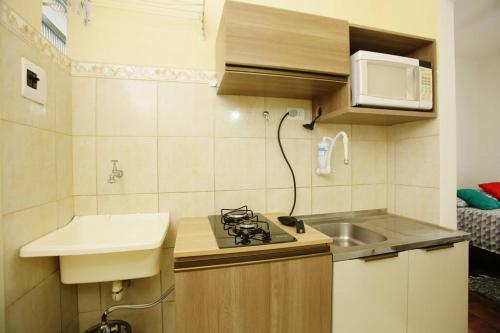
[351, 141, 387, 185]
[160, 248, 175, 302]
[391, 118, 439, 141]
[56, 133, 73, 199]
[214, 138, 265, 190]
[158, 82, 215, 137]
[97, 137, 158, 194]
[97, 194, 159, 214]
[352, 125, 388, 141]
[63, 316, 79, 333]
[72, 77, 96, 135]
[266, 138, 311, 189]
[387, 141, 395, 185]
[3, 202, 59, 306]
[351, 184, 387, 211]
[0, 26, 56, 131]
[2, 121, 56, 213]
[395, 136, 440, 188]
[266, 187, 311, 215]
[214, 189, 266, 213]
[311, 186, 351, 214]
[78, 311, 101, 333]
[387, 184, 395, 214]
[57, 196, 74, 228]
[74, 196, 97, 216]
[55, 67, 72, 135]
[96, 79, 157, 136]
[73, 136, 96, 195]
[312, 123, 351, 139]
[159, 192, 214, 247]
[158, 137, 214, 192]
[395, 185, 440, 224]
[60, 283, 78, 331]
[6, 273, 61, 333]
[214, 95, 265, 138]
[162, 301, 176, 333]
[77, 283, 101, 313]
[264, 98, 312, 139]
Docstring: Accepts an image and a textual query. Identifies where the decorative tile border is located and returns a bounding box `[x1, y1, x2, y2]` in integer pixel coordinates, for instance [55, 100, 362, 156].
[0, 1, 71, 71]
[0, 1, 216, 84]
[71, 61, 218, 85]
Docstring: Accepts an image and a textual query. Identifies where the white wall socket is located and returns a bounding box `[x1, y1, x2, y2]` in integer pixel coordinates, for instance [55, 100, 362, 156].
[287, 107, 305, 120]
[21, 57, 46, 105]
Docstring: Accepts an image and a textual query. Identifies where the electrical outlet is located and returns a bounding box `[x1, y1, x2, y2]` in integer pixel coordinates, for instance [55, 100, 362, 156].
[21, 57, 46, 105]
[287, 107, 305, 120]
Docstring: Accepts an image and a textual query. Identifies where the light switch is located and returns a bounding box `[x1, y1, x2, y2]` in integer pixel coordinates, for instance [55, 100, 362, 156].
[21, 57, 46, 105]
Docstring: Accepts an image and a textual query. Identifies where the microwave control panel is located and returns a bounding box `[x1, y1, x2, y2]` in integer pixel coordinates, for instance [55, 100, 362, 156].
[419, 67, 433, 107]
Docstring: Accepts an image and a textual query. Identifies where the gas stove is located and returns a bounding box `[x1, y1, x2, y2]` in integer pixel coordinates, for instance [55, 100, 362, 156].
[208, 206, 297, 249]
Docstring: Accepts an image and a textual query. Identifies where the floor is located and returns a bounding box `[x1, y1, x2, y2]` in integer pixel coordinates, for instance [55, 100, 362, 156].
[468, 246, 500, 333]
[468, 291, 500, 333]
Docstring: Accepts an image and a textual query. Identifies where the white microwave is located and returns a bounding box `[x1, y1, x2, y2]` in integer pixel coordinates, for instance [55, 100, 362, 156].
[351, 51, 433, 110]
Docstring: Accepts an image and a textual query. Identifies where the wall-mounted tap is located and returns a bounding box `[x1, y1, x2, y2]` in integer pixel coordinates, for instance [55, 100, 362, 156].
[315, 132, 349, 175]
[108, 160, 124, 184]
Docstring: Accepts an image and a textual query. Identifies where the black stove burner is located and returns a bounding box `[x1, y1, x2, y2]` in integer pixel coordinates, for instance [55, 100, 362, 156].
[208, 206, 297, 249]
[220, 206, 272, 244]
[221, 206, 253, 226]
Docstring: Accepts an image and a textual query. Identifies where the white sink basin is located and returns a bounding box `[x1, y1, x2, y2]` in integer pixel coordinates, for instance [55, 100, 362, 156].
[20, 213, 169, 284]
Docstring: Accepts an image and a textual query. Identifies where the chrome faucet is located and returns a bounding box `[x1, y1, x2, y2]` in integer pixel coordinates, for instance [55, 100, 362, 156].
[108, 160, 124, 184]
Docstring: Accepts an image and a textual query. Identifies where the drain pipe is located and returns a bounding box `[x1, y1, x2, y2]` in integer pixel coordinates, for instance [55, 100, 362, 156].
[111, 281, 125, 302]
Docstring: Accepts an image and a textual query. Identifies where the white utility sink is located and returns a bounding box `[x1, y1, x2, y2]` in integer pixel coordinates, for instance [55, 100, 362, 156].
[20, 213, 169, 284]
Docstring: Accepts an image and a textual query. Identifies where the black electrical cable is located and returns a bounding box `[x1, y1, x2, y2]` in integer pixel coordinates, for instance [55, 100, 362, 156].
[277, 112, 296, 216]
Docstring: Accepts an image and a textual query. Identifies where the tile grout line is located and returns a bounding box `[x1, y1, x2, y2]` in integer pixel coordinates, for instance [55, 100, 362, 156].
[95, 78, 99, 215]
[156, 81, 160, 214]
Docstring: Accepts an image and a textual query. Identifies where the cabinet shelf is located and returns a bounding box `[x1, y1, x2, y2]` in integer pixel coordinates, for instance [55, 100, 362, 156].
[314, 24, 437, 126]
[318, 106, 436, 125]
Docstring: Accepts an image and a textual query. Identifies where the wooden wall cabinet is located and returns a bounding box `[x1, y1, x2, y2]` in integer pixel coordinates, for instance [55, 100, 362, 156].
[216, 1, 349, 99]
[333, 241, 468, 333]
[175, 254, 332, 333]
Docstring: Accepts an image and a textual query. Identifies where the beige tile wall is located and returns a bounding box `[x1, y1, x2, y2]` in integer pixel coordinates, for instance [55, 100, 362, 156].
[388, 119, 440, 224]
[0, 22, 77, 333]
[72, 74, 389, 332]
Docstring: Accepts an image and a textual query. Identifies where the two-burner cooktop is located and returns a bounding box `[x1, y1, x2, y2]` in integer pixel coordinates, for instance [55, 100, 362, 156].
[208, 206, 297, 249]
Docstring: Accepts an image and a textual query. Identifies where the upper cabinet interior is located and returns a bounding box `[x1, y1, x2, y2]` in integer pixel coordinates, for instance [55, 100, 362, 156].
[315, 25, 437, 125]
[216, 1, 350, 99]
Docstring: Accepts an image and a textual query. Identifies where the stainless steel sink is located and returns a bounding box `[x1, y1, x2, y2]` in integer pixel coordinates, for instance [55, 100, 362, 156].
[309, 222, 387, 247]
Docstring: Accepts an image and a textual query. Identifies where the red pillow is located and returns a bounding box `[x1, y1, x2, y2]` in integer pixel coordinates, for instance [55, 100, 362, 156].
[479, 182, 500, 200]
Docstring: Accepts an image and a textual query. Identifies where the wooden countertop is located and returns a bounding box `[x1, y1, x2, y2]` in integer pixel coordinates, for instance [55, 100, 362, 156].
[173, 213, 333, 258]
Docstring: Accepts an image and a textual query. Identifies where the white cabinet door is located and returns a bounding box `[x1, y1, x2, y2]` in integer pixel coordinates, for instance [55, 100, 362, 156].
[407, 241, 468, 333]
[332, 251, 409, 333]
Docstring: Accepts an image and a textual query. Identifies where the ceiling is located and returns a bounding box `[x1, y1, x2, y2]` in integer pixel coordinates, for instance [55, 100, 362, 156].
[455, 0, 500, 58]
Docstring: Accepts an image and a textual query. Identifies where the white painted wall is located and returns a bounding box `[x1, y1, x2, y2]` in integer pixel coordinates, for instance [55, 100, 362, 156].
[456, 56, 500, 188]
[455, 0, 500, 189]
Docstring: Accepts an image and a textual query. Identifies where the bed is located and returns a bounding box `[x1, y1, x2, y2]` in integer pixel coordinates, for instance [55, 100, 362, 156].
[457, 206, 500, 255]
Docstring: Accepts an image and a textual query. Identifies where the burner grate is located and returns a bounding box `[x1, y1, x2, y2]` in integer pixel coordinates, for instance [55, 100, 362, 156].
[220, 206, 272, 244]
